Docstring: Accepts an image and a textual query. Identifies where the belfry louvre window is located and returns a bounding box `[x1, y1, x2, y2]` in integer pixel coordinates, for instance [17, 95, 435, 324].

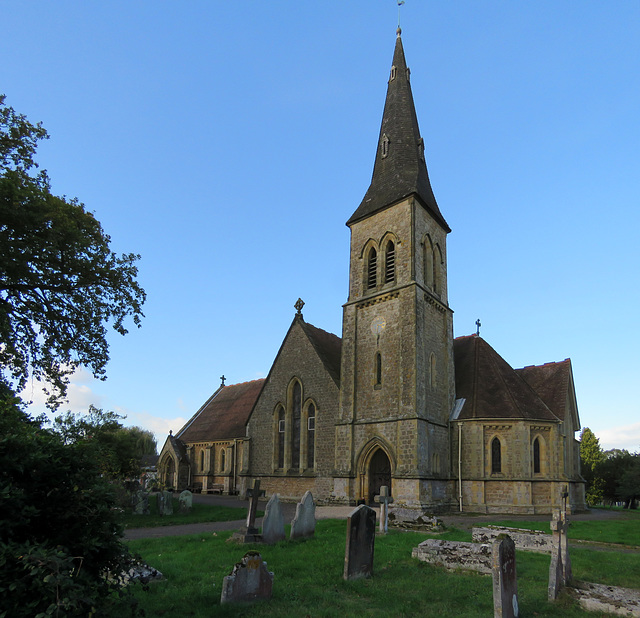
[367, 248, 377, 289]
[491, 438, 502, 474]
[385, 240, 395, 283]
[375, 352, 382, 387]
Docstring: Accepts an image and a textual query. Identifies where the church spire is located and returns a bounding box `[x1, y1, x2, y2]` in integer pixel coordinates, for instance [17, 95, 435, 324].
[347, 30, 450, 232]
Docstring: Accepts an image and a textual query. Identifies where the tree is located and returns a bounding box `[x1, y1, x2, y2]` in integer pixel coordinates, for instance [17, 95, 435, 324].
[599, 449, 640, 508]
[579, 427, 605, 506]
[0, 94, 145, 408]
[0, 391, 141, 617]
[52, 407, 157, 480]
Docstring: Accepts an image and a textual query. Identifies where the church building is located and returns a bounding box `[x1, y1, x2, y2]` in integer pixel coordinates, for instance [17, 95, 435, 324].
[159, 30, 586, 515]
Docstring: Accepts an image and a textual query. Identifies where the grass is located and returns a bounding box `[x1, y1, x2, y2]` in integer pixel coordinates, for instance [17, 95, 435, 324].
[121, 497, 254, 528]
[126, 518, 640, 617]
[493, 508, 640, 546]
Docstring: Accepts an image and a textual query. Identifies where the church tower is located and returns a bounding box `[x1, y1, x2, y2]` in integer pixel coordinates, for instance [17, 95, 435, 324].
[333, 30, 455, 511]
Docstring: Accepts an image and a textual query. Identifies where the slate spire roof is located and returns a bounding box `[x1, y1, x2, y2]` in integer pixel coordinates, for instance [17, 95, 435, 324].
[347, 29, 450, 232]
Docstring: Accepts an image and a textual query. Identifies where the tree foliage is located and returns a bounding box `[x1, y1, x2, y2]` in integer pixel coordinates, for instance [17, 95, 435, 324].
[579, 427, 605, 506]
[52, 406, 157, 480]
[0, 391, 142, 617]
[0, 94, 145, 407]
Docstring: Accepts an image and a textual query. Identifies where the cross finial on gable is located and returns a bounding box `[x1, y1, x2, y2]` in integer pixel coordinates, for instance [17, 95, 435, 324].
[220, 375, 226, 387]
[475, 319, 481, 336]
[294, 298, 305, 315]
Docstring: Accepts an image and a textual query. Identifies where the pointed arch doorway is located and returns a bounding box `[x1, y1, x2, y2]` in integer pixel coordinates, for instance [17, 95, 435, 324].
[368, 448, 391, 504]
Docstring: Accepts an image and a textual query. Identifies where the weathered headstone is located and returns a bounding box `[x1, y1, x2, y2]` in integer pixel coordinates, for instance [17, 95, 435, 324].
[492, 535, 519, 618]
[179, 489, 193, 514]
[548, 507, 571, 600]
[290, 490, 316, 540]
[560, 489, 573, 583]
[220, 551, 274, 604]
[374, 485, 394, 533]
[132, 490, 150, 515]
[262, 494, 285, 545]
[343, 504, 376, 580]
[232, 479, 265, 543]
[156, 490, 173, 516]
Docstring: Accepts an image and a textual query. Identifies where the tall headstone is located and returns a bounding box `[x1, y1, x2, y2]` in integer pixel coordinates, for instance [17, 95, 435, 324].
[179, 489, 193, 514]
[548, 507, 571, 600]
[132, 490, 149, 515]
[262, 494, 285, 545]
[290, 491, 316, 540]
[492, 535, 519, 618]
[232, 479, 265, 543]
[343, 505, 376, 580]
[220, 551, 274, 604]
[374, 485, 394, 534]
[157, 490, 173, 516]
[560, 489, 573, 583]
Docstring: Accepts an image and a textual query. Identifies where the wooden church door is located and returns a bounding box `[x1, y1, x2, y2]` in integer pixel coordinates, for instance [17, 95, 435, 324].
[368, 449, 391, 504]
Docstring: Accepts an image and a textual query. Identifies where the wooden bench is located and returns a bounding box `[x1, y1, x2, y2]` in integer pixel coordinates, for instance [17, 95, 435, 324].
[206, 484, 225, 494]
[187, 482, 203, 494]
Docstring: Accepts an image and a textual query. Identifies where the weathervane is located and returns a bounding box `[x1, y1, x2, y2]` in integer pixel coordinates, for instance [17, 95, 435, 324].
[397, 0, 405, 31]
[475, 319, 481, 336]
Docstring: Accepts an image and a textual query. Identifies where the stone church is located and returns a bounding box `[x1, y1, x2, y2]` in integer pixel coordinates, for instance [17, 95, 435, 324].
[159, 30, 586, 515]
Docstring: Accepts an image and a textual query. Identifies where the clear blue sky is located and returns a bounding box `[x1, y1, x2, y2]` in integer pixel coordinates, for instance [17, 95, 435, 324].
[3, 2, 639, 452]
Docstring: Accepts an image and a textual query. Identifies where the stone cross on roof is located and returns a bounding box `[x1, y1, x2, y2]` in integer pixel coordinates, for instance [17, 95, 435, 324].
[294, 298, 305, 315]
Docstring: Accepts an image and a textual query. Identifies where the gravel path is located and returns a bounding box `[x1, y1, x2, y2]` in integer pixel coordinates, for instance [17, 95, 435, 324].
[124, 494, 633, 541]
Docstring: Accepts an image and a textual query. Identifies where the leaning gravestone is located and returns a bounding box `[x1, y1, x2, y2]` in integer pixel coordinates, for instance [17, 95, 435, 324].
[343, 504, 376, 580]
[290, 491, 316, 540]
[157, 490, 173, 516]
[492, 535, 519, 618]
[231, 480, 265, 543]
[179, 489, 193, 514]
[262, 494, 285, 545]
[220, 551, 274, 604]
[132, 490, 149, 515]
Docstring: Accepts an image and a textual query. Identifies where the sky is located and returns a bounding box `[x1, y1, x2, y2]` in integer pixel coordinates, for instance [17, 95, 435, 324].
[2, 1, 639, 452]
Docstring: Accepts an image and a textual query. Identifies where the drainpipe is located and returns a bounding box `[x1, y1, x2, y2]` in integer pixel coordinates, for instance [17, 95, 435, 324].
[458, 422, 463, 512]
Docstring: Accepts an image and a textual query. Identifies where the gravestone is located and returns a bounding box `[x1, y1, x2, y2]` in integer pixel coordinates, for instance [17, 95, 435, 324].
[179, 489, 193, 514]
[220, 551, 274, 604]
[232, 479, 265, 543]
[343, 504, 376, 580]
[548, 507, 571, 600]
[560, 489, 573, 583]
[290, 491, 316, 540]
[492, 535, 519, 618]
[374, 485, 394, 533]
[156, 490, 173, 516]
[132, 490, 149, 515]
[262, 494, 285, 545]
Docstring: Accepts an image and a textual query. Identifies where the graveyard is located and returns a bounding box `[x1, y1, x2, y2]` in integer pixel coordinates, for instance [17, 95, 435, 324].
[125, 492, 640, 617]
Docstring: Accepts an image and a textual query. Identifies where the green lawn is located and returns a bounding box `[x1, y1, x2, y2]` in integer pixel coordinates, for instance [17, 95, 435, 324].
[122, 497, 251, 528]
[126, 518, 639, 617]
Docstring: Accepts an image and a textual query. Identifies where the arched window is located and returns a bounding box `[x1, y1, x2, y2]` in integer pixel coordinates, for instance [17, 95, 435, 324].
[424, 236, 434, 289]
[277, 405, 285, 469]
[375, 352, 382, 387]
[200, 449, 205, 472]
[291, 381, 302, 469]
[307, 402, 315, 469]
[367, 247, 377, 290]
[491, 437, 502, 474]
[433, 244, 443, 294]
[384, 240, 395, 283]
[429, 353, 437, 388]
[533, 437, 541, 474]
[220, 448, 226, 473]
